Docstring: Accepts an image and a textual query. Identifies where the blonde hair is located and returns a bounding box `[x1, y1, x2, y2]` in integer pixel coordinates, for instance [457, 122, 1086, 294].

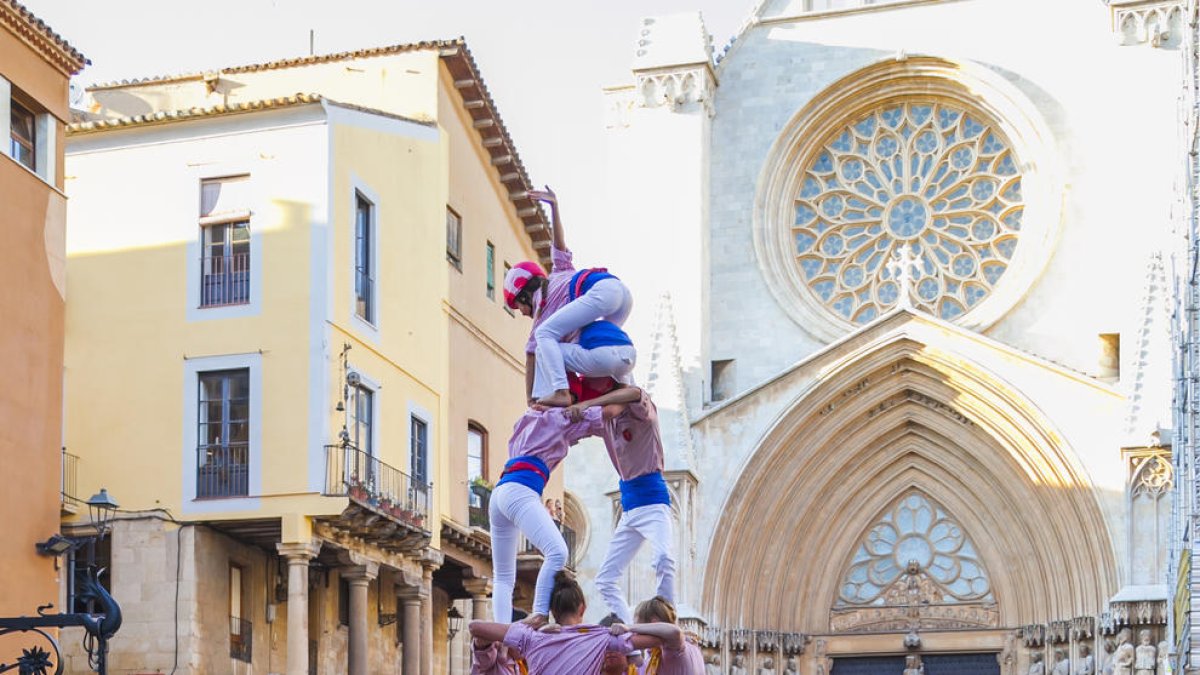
[633, 596, 677, 624]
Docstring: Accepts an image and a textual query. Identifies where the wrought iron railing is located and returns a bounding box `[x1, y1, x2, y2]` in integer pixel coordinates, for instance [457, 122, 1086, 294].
[469, 484, 491, 528]
[197, 442, 249, 498]
[200, 253, 250, 307]
[62, 448, 78, 505]
[519, 523, 579, 568]
[324, 443, 430, 531]
[229, 616, 252, 662]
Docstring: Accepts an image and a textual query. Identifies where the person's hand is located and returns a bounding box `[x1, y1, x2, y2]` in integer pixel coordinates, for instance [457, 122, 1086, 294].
[530, 403, 549, 413]
[528, 185, 557, 204]
[608, 622, 629, 636]
[565, 403, 586, 422]
[521, 613, 548, 628]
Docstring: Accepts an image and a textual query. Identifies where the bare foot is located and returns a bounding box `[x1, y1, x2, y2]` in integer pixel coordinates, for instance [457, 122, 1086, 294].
[536, 390, 573, 408]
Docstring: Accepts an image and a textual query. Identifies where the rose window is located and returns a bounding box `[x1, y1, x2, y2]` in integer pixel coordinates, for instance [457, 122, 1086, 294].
[792, 101, 1024, 324]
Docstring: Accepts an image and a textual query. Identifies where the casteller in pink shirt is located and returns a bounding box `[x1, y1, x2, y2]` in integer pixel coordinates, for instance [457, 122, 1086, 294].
[639, 641, 705, 675]
[508, 407, 603, 472]
[525, 245, 577, 355]
[591, 388, 665, 481]
[471, 641, 522, 675]
[503, 622, 634, 675]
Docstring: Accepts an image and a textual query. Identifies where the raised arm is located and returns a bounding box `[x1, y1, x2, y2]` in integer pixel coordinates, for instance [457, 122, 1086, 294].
[526, 352, 537, 404]
[565, 385, 643, 422]
[626, 622, 685, 650]
[469, 621, 512, 644]
[529, 186, 566, 253]
[630, 633, 667, 651]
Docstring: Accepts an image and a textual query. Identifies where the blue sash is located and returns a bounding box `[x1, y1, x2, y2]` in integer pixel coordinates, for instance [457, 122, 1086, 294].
[618, 471, 670, 511]
[497, 456, 551, 495]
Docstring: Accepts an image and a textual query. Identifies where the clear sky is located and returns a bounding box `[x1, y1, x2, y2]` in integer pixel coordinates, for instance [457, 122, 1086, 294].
[24, 0, 748, 257]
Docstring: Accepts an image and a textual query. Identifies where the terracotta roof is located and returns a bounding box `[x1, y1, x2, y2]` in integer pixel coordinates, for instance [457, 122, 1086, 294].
[1, 0, 88, 75]
[66, 93, 328, 134]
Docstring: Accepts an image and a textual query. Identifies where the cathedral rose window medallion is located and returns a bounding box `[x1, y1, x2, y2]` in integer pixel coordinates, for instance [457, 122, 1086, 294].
[792, 101, 1025, 324]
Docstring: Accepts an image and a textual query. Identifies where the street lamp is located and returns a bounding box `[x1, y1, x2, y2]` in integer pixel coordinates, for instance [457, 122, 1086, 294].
[447, 606, 465, 642]
[86, 488, 119, 537]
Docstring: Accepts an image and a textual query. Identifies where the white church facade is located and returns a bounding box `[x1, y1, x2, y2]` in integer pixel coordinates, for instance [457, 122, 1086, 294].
[560, 1, 1195, 673]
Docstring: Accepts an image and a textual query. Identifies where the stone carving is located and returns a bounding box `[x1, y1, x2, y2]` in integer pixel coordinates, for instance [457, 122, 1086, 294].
[1028, 652, 1045, 675]
[729, 629, 752, 652]
[1101, 638, 1116, 675]
[1051, 649, 1070, 675]
[1022, 624, 1046, 648]
[756, 630, 779, 652]
[998, 630, 1018, 675]
[865, 389, 974, 427]
[886, 244, 917, 310]
[1130, 452, 1173, 498]
[1113, 629, 1135, 675]
[701, 626, 723, 648]
[1078, 644, 1095, 675]
[705, 654, 722, 675]
[731, 653, 748, 675]
[780, 633, 806, 656]
[814, 639, 832, 675]
[1109, 0, 1184, 47]
[758, 657, 776, 675]
[1133, 630, 1155, 675]
[784, 655, 799, 675]
[904, 654, 925, 675]
[635, 66, 715, 116]
[1110, 601, 1168, 626]
[1156, 641, 1170, 674]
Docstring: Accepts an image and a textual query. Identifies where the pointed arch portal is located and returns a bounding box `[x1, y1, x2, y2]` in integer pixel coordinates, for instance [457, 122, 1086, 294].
[702, 336, 1118, 633]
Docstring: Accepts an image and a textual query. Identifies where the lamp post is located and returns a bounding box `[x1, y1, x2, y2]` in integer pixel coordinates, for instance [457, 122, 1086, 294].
[447, 605, 465, 642]
[0, 488, 123, 675]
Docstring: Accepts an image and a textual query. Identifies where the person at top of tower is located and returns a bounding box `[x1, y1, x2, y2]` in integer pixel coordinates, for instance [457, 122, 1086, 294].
[469, 571, 662, 675]
[489, 384, 614, 626]
[611, 596, 703, 675]
[503, 186, 636, 408]
[565, 384, 675, 624]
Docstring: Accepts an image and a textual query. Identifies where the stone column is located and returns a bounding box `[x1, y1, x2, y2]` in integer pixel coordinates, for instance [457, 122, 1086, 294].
[342, 563, 379, 675]
[277, 541, 320, 675]
[463, 577, 492, 623]
[399, 587, 425, 675]
[420, 565, 434, 675]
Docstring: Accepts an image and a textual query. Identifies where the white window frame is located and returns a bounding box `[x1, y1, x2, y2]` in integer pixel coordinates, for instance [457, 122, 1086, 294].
[349, 175, 381, 340]
[344, 364, 381, 460]
[182, 353, 263, 514]
[186, 167, 262, 321]
[0, 76, 58, 186]
[407, 401, 434, 488]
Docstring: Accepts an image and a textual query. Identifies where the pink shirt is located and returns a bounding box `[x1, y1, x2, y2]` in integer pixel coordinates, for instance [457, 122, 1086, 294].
[526, 245, 576, 354]
[504, 623, 634, 675]
[592, 390, 665, 481]
[471, 642, 520, 675]
[508, 407, 603, 472]
[639, 642, 705, 675]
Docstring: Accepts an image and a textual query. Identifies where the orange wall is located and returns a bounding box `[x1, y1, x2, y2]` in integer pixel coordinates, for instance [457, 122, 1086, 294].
[0, 28, 71, 122]
[0, 156, 67, 624]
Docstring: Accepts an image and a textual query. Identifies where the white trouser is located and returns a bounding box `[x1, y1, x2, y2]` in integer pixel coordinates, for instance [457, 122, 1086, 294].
[489, 481, 567, 622]
[533, 278, 633, 398]
[595, 503, 676, 623]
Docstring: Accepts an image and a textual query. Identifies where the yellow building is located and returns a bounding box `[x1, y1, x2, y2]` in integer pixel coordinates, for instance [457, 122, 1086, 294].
[64, 40, 547, 675]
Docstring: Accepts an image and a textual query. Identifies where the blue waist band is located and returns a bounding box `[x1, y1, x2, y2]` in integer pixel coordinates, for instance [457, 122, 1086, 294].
[497, 456, 551, 495]
[619, 471, 670, 511]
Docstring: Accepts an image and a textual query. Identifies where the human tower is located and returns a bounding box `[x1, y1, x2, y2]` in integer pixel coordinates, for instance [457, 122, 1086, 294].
[467, 188, 704, 674]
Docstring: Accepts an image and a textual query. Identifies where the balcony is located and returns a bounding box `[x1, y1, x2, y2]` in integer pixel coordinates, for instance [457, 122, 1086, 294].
[321, 443, 431, 553]
[201, 253, 250, 307]
[197, 442, 249, 498]
[229, 616, 252, 662]
[61, 448, 79, 515]
[517, 523, 579, 571]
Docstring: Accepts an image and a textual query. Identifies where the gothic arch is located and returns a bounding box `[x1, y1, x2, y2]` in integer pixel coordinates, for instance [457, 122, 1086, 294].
[702, 335, 1118, 631]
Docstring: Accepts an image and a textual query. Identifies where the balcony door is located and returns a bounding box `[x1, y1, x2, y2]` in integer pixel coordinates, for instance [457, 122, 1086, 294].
[198, 369, 250, 498]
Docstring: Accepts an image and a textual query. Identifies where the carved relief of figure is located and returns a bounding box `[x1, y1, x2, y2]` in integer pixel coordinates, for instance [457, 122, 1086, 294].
[758, 657, 776, 675]
[1156, 641, 1170, 675]
[1028, 652, 1045, 675]
[904, 654, 925, 675]
[1077, 644, 1095, 675]
[1052, 649, 1070, 675]
[1101, 638, 1117, 675]
[999, 631, 1019, 675]
[731, 654, 748, 675]
[704, 654, 721, 675]
[814, 639, 832, 675]
[1113, 629, 1136, 675]
[1133, 630, 1156, 675]
[784, 655, 800, 675]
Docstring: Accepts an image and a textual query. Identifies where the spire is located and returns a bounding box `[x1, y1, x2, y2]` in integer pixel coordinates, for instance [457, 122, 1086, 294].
[1124, 250, 1171, 441]
[644, 292, 698, 470]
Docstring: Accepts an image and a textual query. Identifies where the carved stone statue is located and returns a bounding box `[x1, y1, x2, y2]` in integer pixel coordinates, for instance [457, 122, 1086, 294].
[1157, 641, 1170, 675]
[814, 639, 832, 675]
[1101, 638, 1117, 675]
[704, 654, 721, 675]
[904, 654, 925, 675]
[784, 655, 799, 675]
[1077, 644, 1095, 675]
[1113, 629, 1136, 675]
[731, 654, 748, 675]
[758, 657, 776, 675]
[1133, 630, 1156, 675]
[1052, 649, 1070, 675]
[1028, 652, 1045, 675]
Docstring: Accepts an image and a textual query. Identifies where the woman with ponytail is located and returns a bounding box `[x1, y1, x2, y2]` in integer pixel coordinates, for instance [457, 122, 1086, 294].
[469, 571, 661, 674]
[609, 596, 703, 675]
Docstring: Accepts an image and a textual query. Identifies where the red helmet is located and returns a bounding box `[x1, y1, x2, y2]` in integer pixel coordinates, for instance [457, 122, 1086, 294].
[503, 261, 546, 309]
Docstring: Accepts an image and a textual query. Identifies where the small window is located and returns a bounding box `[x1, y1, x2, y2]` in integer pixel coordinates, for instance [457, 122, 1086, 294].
[467, 424, 487, 507]
[447, 207, 463, 269]
[9, 99, 35, 171]
[230, 564, 251, 662]
[410, 416, 429, 484]
[486, 242, 496, 300]
[711, 359, 736, 402]
[354, 193, 375, 322]
[199, 176, 251, 308]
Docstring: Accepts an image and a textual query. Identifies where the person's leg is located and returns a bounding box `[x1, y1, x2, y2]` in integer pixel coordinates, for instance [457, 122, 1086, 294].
[606, 281, 634, 328]
[503, 485, 569, 616]
[594, 512, 648, 623]
[532, 281, 626, 402]
[560, 343, 637, 382]
[632, 504, 677, 603]
[489, 484, 520, 622]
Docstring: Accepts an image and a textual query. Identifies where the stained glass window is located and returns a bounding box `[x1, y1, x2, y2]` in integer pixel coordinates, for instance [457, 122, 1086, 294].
[792, 101, 1024, 324]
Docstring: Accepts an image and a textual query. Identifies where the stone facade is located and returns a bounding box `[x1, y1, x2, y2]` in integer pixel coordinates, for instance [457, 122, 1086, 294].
[568, 1, 1190, 672]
